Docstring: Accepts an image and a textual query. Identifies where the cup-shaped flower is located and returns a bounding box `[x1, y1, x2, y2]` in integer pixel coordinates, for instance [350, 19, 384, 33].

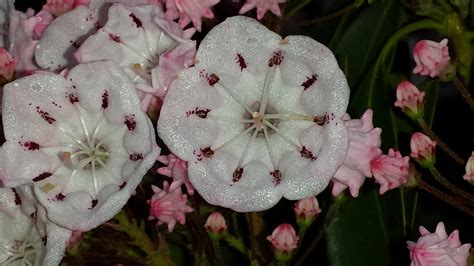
[0, 48, 16, 85]
[147, 181, 193, 232]
[163, 0, 220, 32]
[76, 3, 196, 111]
[407, 222, 471, 266]
[370, 149, 410, 194]
[266, 223, 299, 262]
[463, 152, 474, 184]
[157, 153, 194, 195]
[413, 38, 452, 78]
[0, 187, 72, 265]
[294, 196, 321, 228]
[394, 81, 425, 120]
[410, 132, 436, 168]
[1, 61, 160, 232]
[158, 16, 350, 212]
[239, 0, 286, 20]
[204, 211, 227, 239]
[331, 109, 382, 197]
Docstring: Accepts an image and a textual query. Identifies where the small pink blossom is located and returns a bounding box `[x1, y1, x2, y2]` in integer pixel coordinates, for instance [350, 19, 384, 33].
[394, 81, 425, 119]
[204, 212, 227, 236]
[407, 222, 471, 266]
[332, 109, 382, 197]
[266, 223, 299, 253]
[157, 153, 194, 195]
[294, 196, 321, 227]
[0, 48, 16, 84]
[413, 38, 451, 78]
[43, 0, 90, 17]
[147, 181, 193, 232]
[410, 132, 436, 167]
[164, 0, 220, 32]
[463, 152, 474, 183]
[239, 0, 286, 20]
[370, 149, 410, 194]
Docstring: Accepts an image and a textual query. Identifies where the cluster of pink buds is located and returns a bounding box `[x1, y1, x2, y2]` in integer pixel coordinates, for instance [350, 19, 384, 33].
[267, 223, 299, 262]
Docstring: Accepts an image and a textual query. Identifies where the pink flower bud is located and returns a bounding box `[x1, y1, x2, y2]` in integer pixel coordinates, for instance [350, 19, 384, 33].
[239, 0, 286, 20]
[294, 197, 321, 228]
[370, 149, 410, 194]
[266, 224, 299, 255]
[394, 81, 425, 119]
[463, 152, 474, 184]
[407, 222, 471, 266]
[204, 212, 227, 238]
[410, 132, 436, 168]
[0, 48, 16, 84]
[413, 38, 451, 78]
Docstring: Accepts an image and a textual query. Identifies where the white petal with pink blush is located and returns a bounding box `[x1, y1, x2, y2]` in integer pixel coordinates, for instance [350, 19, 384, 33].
[158, 16, 349, 212]
[1, 61, 160, 231]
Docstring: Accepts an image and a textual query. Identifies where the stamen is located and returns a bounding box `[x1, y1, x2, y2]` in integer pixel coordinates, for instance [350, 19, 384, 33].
[262, 125, 277, 169]
[131, 64, 152, 80]
[213, 124, 256, 152]
[95, 125, 124, 150]
[237, 127, 259, 167]
[215, 82, 253, 114]
[58, 126, 89, 151]
[91, 160, 99, 196]
[74, 105, 92, 146]
[259, 66, 277, 114]
[263, 120, 301, 149]
[263, 113, 313, 121]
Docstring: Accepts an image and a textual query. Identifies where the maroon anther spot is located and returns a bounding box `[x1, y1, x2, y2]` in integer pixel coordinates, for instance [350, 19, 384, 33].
[271, 170, 282, 186]
[36, 106, 56, 124]
[313, 115, 326, 126]
[236, 53, 247, 71]
[186, 107, 211, 118]
[68, 93, 79, 104]
[108, 33, 121, 43]
[55, 193, 65, 201]
[197, 147, 214, 161]
[101, 90, 109, 109]
[89, 199, 98, 210]
[129, 13, 142, 27]
[12, 188, 21, 205]
[268, 50, 284, 67]
[232, 167, 243, 182]
[300, 146, 317, 161]
[33, 172, 53, 182]
[119, 181, 127, 190]
[124, 115, 136, 130]
[129, 153, 144, 161]
[208, 73, 219, 86]
[21, 141, 40, 151]
[301, 74, 318, 90]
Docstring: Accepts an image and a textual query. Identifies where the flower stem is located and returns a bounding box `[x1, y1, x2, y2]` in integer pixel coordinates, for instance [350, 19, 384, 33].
[417, 179, 474, 217]
[428, 166, 474, 204]
[451, 77, 474, 110]
[223, 233, 251, 259]
[287, 227, 307, 265]
[400, 188, 407, 236]
[416, 118, 465, 165]
[211, 240, 224, 266]
[293, 197, 344, 266]
[245, 212, 258, 263]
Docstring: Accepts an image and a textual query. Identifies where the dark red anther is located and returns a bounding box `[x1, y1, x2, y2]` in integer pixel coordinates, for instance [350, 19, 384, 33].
[101, 90, 109, 109]
[301, 74, 318, 90]
[119, 181, 127, 190]
[271, 170, 282, 186]
[201, 147, 214, 158]
[55, 193, 65, 201]
[108, 33, 121, 43]
[124, 115, 136, 130]
[68, 93, 79, 104]
[236, 53, 247, 71]
[22, 141, 40, 151]
[313, 115, 326, 126]
[129, 153, 144, 161]
[208, 73, 219, 86]
[90, 199, 98, 209]
[300, 146, 317, 161]
[129, 13, 142, 27]
[33, 172, 53, 182]
[12, 188, 21, 205]
[232, 167, 243, 182]
[268, 50, 284, 67]
[36, 107, 56, 124]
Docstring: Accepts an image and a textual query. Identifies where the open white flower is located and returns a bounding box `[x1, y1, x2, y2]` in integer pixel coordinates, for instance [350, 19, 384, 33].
[158, 16, 349, 212]
[1, 61, 160, 231]
[0, 187, 71, 265]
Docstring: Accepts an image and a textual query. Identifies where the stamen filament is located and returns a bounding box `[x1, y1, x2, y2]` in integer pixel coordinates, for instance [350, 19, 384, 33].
[216, 82, 253, 114]
[259, 66, 276, 114]
[237, 128, 259, 167]
[263, 120, 301, 149]
[213, 125, 256, 152]
[263, 113, 313, 121]
[263, 126, 277, 169]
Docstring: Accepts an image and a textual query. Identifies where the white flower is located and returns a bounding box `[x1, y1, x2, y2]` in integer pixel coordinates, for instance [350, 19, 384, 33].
[158, 16, 349, 211]
[1, 61, 160, 231]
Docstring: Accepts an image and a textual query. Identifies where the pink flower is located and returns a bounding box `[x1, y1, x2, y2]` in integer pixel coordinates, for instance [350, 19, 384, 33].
[147, 181, 193, 232]
[267, 223, 299, 261]
[0, 48, 16, 84]
[164, 0, 220, 32]
[407, 222, 471, 266]
[410, 132, 436, 168]
[204, 212, 227, 236]
[394, 81, 425, 119]
[370, 149, 410, 194]
[239, 0, 286, 20]
[43, 0, 90, 17]
[413, 38, 451, 78]
[463, 152, 474, 183]
[157, 153, 194, 195]
[294, 196, 321, 227]
[332, 109, 382, 197]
